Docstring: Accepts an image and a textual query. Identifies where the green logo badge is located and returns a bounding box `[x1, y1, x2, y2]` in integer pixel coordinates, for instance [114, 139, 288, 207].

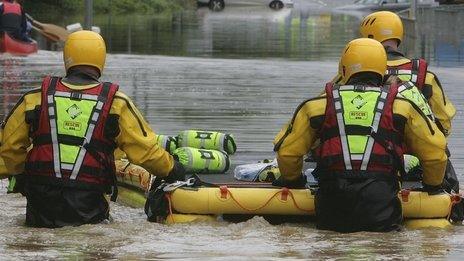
[351, 95, 367, 109]
[66, 104, 82, 119]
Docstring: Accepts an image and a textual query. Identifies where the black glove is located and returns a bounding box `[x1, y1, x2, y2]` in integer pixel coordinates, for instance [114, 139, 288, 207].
[144, 178, 169, 222]
[7, 174, 26, 194]
[164, 160, 185, 183]
[272, 175, 307, 189]
[401, 165, 423, 182]
[421, 183, 444, 195]
[450, 201, 464, 223]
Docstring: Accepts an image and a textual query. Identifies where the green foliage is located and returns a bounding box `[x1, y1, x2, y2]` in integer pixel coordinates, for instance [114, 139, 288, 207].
[24, 0, 193, 15]
[105, 0, 192, 14]
[61, 0, 83, 11]
[94, 0, 111, 13]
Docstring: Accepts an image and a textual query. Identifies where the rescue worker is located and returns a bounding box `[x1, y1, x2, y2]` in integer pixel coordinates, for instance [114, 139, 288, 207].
[0, 0, 31, 42]
[358, 11, 463, 221]
[0, 30, 185, 228]
[273, 38, 447, 232]
[359, 11, 455, 136]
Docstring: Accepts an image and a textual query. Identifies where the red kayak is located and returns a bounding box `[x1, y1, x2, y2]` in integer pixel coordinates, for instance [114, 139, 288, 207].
[0, 32, 38, 56]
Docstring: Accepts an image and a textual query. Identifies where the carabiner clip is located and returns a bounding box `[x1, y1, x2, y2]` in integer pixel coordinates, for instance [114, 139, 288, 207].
[163, 178, 196, 192]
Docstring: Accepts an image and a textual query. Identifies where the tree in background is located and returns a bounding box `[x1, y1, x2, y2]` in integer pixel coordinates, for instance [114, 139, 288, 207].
[24, 0, 194, 15]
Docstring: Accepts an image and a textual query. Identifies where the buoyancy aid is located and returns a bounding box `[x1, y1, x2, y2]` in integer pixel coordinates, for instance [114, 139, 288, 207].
[315, 83, 404, 179]
[397, 81, 434, 121]
[386, 58, 428, 90]
[1, 1, 22, 32]
[25, 76, 119, 195]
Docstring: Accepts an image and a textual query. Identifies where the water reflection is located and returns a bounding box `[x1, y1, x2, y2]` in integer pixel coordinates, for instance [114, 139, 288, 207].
[96, 6, 361, 60]
[29, 3, 464, 66]
[1, 59, 23, 117]
[31, 4, 361, 60]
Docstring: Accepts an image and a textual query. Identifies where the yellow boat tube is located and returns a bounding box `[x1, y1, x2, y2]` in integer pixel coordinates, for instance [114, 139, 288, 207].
[168, 186, 454, 219]
[169, 187, 314, 215]
[115, 160, 457, 228]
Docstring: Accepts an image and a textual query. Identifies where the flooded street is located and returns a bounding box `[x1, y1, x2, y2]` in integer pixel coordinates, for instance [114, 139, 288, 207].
[32, 1, 464, 66]
[2, 51, 464, 260]
[2, 0, 464, 259]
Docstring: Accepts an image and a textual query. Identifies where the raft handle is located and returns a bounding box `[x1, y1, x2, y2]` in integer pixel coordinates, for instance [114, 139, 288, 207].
[281, 187, 289, 201]
[400, 189, 410, 202]
[220, 186, 228, 199]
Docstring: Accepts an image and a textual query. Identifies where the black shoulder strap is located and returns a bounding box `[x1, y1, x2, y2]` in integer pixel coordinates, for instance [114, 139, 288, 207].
[98, 82, 112, 102]
[47, 77, 59, 95]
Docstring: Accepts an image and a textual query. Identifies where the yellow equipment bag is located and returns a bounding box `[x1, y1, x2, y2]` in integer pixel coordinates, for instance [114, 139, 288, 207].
[177, 130, 237, 155]
[172, 147, 230, 174]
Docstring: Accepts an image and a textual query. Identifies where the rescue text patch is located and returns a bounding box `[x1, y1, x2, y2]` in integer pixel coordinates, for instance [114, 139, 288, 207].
[63, 121, 82, 131]
[349, 111, 368, 120]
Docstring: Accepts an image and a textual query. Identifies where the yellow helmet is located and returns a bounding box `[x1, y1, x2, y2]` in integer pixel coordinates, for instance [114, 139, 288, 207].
[63, 30, 106, 75]
[359, 11, 404, 45]
[339, 38, 387, 84]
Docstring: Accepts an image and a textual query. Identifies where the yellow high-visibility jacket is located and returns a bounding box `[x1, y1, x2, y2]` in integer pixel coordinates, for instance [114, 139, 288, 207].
[0, 79, 174, 179]
[387, 57, 456, 137]
[331, 57, 456, 137]
[274, 91, 447, 187]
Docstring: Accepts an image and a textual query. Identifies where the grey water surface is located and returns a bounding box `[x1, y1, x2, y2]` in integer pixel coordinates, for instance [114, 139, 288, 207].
[31, 0, 464, 66]
[1, 0, 464, 259]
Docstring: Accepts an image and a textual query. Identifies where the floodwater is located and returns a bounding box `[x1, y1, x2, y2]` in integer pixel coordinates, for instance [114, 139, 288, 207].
[1, 0, 464, 259]
[32, 0, 464, 66]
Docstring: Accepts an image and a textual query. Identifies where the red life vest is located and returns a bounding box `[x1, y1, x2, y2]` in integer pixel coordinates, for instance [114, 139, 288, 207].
[2, 1, 21, 14]
[315, 83, 404, 178]
[25, 76, 119, 193]
[1, 1, 22, 31]
[386, 58, 428, 90]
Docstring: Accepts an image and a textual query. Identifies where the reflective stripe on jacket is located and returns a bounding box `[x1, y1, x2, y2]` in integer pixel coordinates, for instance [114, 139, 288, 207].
[397, 81, 434, 121]
[387, 55, 456, 137]
[25, 76, 119, 191]
[386, 58, 427, 90]
[0, 76, 175, 183]
[274, 83, 447, 186]
[315, 83, 402, 177]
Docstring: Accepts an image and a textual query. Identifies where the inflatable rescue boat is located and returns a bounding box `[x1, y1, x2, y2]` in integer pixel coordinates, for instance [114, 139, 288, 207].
[115, 159, 460, 229]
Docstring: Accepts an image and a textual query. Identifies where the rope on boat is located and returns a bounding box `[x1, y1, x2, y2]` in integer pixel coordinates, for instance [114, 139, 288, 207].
[220, 186, 314, 213]
[165, 186, 314, 223]
[166, 193, 176, 224]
